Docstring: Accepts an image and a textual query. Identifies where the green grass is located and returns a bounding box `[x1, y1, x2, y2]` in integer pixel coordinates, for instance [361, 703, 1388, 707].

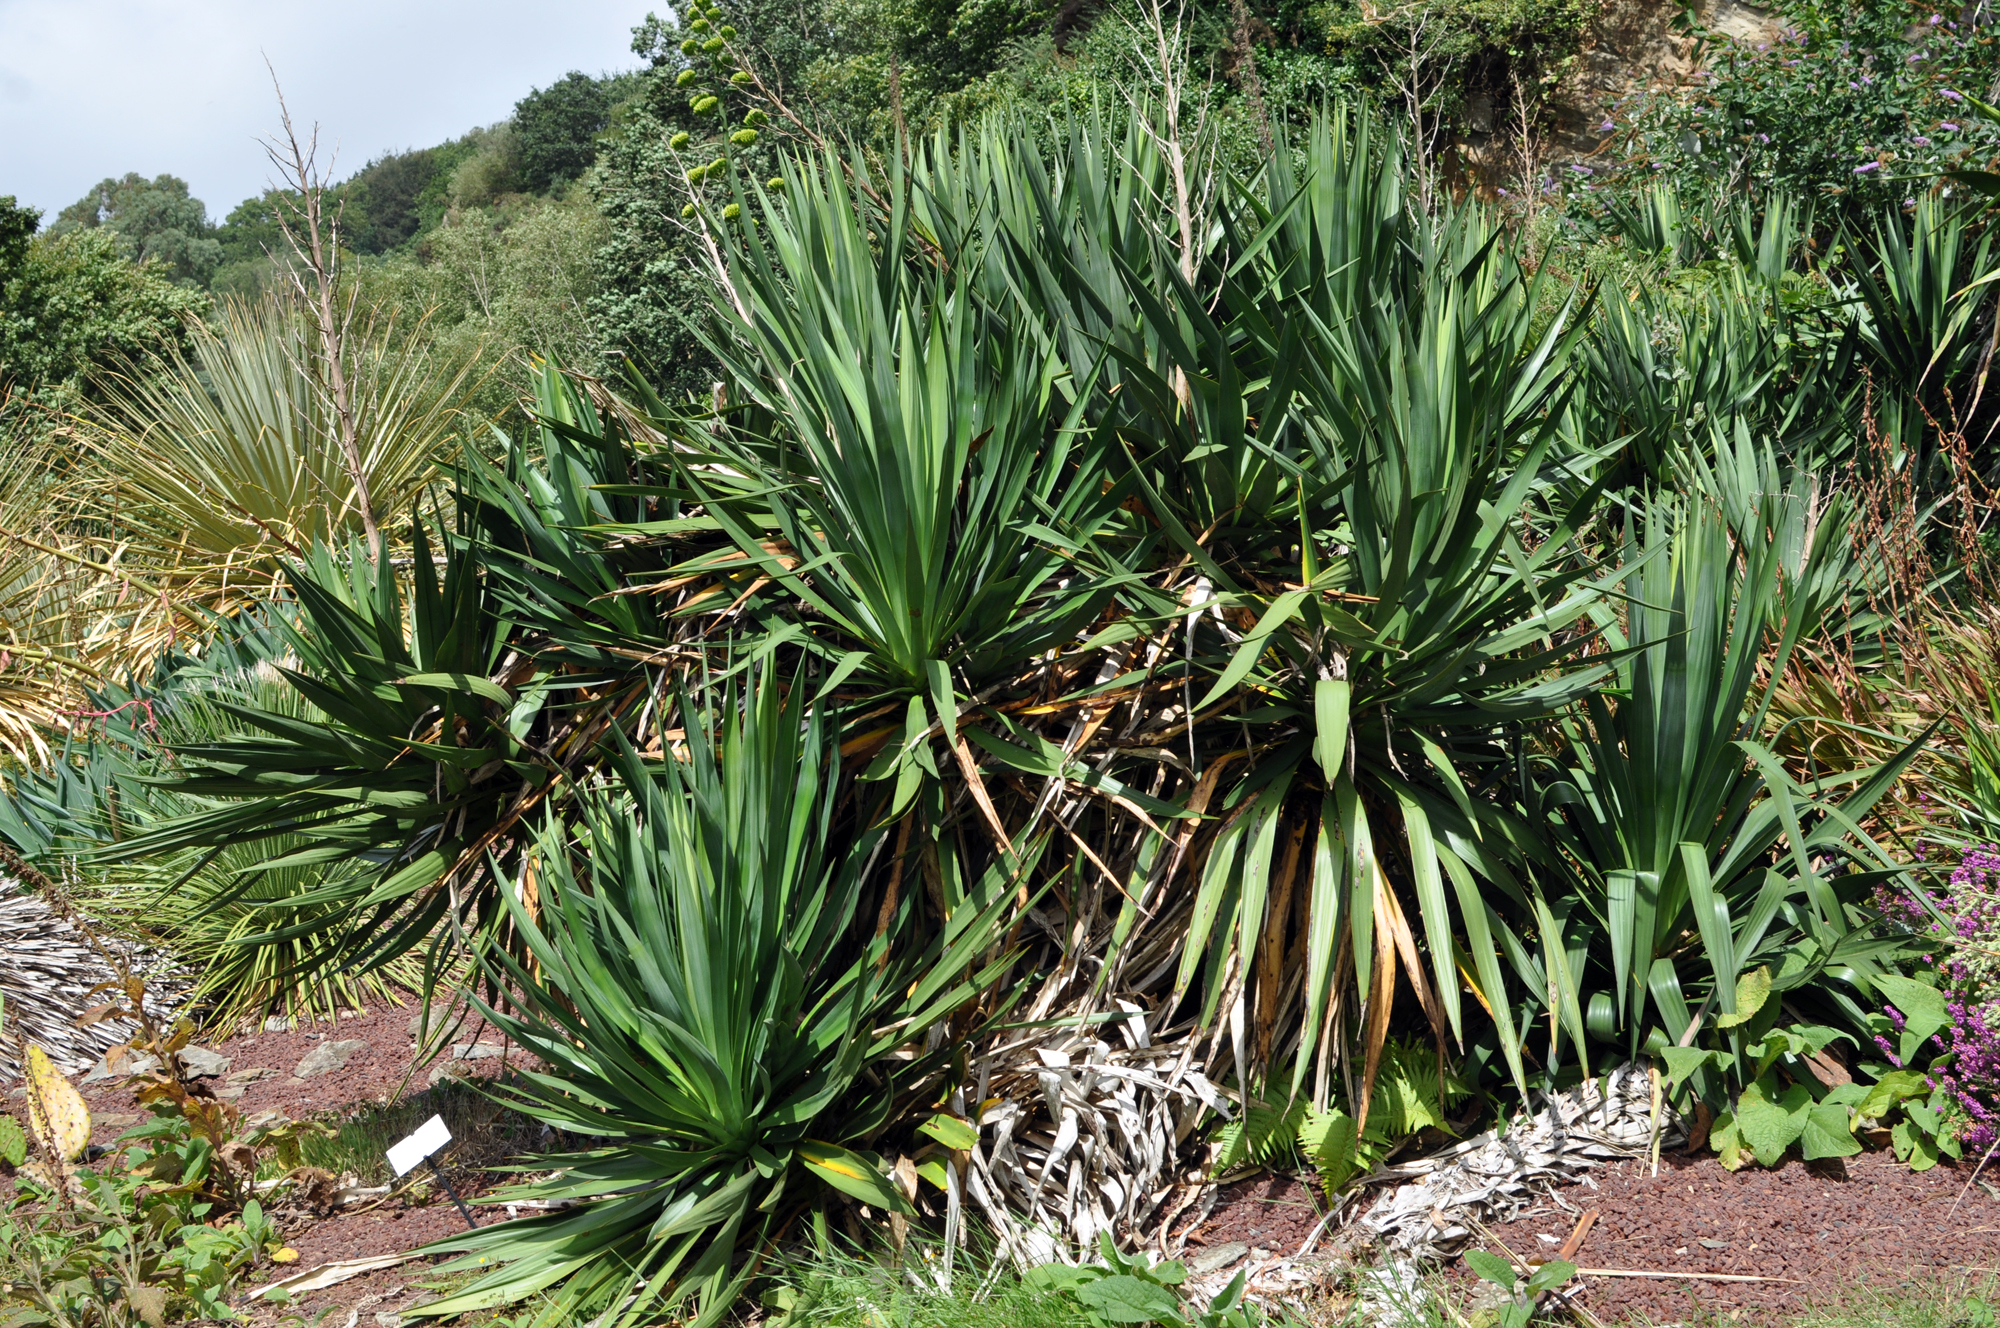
[765, 1245, 1111, 1328]
[1776, 1277, 2000, 1328]
[757, 1250, 1999, 1328]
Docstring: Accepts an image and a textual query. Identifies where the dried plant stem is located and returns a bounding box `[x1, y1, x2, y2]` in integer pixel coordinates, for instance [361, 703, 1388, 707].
[261, 64, 379, 556]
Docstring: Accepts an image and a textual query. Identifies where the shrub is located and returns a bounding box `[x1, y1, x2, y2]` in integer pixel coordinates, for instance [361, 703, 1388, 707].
[1877, 844, 2000, 1153]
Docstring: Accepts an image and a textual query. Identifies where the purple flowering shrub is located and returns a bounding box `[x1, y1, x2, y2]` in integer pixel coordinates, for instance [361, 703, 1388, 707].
[1873, 843, 2000, 1152]
[1588, 0, 2000, 223]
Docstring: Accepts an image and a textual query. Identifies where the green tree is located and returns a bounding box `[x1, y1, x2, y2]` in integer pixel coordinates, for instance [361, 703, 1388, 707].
[52, 172, 221, 287]
[343, 146, 444, 253]
[362, 191, 608, 428]
[0, 197, 33, 274]
[0, 197, 206, 398]
[514, 71, 614, 191]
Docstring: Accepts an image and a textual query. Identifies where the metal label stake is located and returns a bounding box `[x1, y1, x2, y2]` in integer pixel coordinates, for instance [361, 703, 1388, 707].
[386, 1114, 477, 1229]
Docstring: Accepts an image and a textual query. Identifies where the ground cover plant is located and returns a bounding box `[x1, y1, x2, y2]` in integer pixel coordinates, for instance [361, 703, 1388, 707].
[10, 2, 2000, 1325]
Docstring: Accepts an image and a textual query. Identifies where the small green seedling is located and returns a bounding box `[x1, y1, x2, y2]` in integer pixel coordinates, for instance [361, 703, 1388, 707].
[1464, 1250, 1577, 1328]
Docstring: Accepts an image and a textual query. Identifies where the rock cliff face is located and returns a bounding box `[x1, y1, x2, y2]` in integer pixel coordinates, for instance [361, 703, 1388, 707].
[1554, 0, 1784, 150]
[1453, 0, 1785, 189]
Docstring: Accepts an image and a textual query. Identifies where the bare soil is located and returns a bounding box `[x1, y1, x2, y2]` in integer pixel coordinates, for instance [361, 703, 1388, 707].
[71, 996, 518, 1142]
[15, 996, 540, 1325]
[1175, 1173, 1330, 1263]
[1438, 1150, 2000, 1324]
[37, 1004, 2000, 1327]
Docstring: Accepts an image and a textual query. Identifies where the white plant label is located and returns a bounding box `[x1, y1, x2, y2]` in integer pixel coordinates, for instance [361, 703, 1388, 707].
[386, 1114, 452, 1177]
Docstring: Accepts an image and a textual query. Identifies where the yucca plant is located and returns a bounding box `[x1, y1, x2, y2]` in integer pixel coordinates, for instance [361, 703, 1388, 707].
[1082, 184, 1616, 1120]
[678, 143, 1126, 730]
[411, 678, 1022, 1328]
[85, 296, 485, 570]
[90, 513, 540, 976]
[0, 624, 424, 1022]
[29, 89, 1966, 1270]
[1531, 475, 1920, 1089]
[0, 406, 144, 764]
[1847, 195, 1997, 489]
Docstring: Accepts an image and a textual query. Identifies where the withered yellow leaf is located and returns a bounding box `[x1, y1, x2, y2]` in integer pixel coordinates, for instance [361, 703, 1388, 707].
[24, 1045, 90, 1161]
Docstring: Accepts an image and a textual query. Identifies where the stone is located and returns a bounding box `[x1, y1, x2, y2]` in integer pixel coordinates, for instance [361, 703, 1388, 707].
[455, 1043, 506, 1061]
[176, 1046, 232, 1079]
[82, 1053, 158, 1084]
[427, 1063, 465, 1088]
[410, 1012, 460, 1041]
[94, 1112, 142, 1131]
[293, 1039, 369, 1079]
[1187, 1241, 1248, 1276]
[263, 1016, 294, 1033]
[225, 1066, 277, 1086]
[1462, 1277, 1514, 1326]
[82, 1047, 227, 1082]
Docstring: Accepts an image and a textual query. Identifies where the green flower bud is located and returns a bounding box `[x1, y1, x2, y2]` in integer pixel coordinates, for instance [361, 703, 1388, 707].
[743, 108, 767, 124]
[675, 69, 698, 86]
[723, 203, 741, 219]
[680, 37, 698, 54]
[731, 128, 759, 146]
[766, 176, 786, 191]
[731, 71, 753, 86]
[690, 16, 709, 30]
[681, 202, 698, 217]
[706, 6, 724, 18]
[685, 165, 707, 182]
[708, 157, 726, 174]
[719, 24, 736, 37]
[693, 95, 719, 113]
[670, 131, 692, 149]
[702, 36, 725, 52]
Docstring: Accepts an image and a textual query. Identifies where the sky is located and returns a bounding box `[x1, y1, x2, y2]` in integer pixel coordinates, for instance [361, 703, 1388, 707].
[0, 0, 656, 223]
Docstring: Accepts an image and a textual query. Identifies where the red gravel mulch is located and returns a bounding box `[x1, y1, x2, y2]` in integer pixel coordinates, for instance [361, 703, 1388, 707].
[14, 996, 542, 1327]
[1447, 1150, 2000, 1323]
[63, 996, 521, 1148]
[234, 1194, 522, 1328]
[1176, 1173, 1329, 1264]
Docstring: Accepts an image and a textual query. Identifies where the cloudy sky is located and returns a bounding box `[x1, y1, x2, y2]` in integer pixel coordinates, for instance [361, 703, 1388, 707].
[0, 0, 655, 222]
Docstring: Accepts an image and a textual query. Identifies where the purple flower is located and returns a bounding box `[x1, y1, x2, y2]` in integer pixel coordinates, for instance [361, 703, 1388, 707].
[1856, 161, 1881, 173]
[1599, 119, 1615, 131]
[1943, 122, 1961, 132]
[1943, 88, 1965, 100]
[1877, 845, 2000, 1152]
[1571, 163, 1593, 174]
[1913, 136, 1932, 146]
[1931, 11, 1944, 22]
